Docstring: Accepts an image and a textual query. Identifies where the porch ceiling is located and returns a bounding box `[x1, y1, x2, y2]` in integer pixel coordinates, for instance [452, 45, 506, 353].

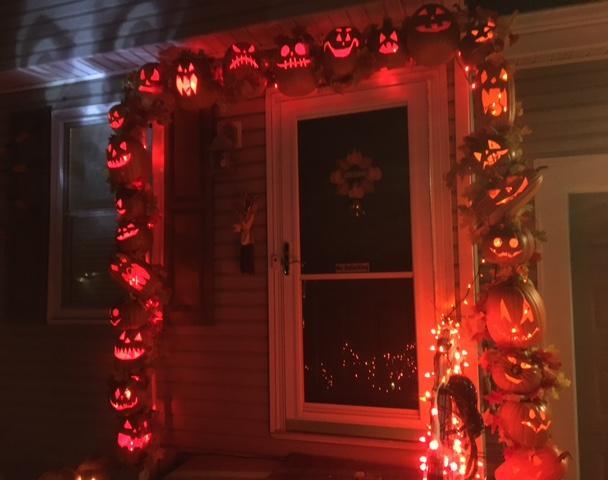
[0, 0, 421, 94]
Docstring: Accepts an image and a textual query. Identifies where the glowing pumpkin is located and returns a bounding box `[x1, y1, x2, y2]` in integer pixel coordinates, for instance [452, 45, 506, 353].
[273, 34, 317, 97]
[136, 63, 165, 109]
[173, 51, 218, 110]
[108, 300, 149, 329]
[498, 401, 552, 448]
[106, 135, 149, 189]
[485, 281, 545, 349]
[481, 226, 535, 266]
[109, 373, 149, 412]
[222, 42, 267, 99]
[115, 188, 148, 221]
[495, 445, 568, 480]
[74, 459, 110, 480]
[322, 26, 362, 79]
[464, 130, 512, 172]
[113, 327, 152, 362]
[473, 57, 516, 126]
[406, 3, 459, 66]
[117, 413, 152, 453]
[367, 18, 408, 69]
[459, 11, 502, 66]
[489, 350, 543, 394]
[472, 169, 543, 225]
[109, 253, 164, 299]
[116, 220, 153, 256]
[107, 103, 129, 131]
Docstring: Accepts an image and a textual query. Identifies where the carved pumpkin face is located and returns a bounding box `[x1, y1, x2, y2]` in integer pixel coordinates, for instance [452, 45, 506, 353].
[459, 14, 500, 66]
[109, 300, 149, 329]
[495, 445, 568, 480]
[473, 170, 543, 225]
[136, 63, 163, 95]
[222, 42, 267, 99]
[490, 351, 543, 394]
[498, 401, 552, 448]
[481, 226, 535, 266]
[406, 3, 459, 66]
[368, 19, 407, 69]
[273, 35, 317, 97]
[485, 282, 545, 348]
[116, 220, 153, 256]
[174, 52, 218, 109]
[474, 58, 515, 126]
[466, 132, 510, 171]
[115, 189, 147, 221]
[109, 253, 163, 299]
[114, 327, 152, 361]
[74, 459, 110, 480]
[322, 26, 362, 79]
[106, 136, 148, 188]
[109, 374, 148, 412]
[107, 103, 128, 131]
[117, 414, 152, 453]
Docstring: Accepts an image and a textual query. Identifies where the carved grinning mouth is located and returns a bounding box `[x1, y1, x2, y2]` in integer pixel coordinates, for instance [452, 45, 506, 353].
[110, 116, 124, 129]
[489, 248, 520, 259]
[521, 420, 552, 433]
[276, 56, 311, 70]
[116, 199, 126, 216]
[107, 153, 131, 169]
[379, 41, 399, 55]
[110, 389, 139, 411]
[489, 177, 529, 205]
[138, 84, 162, 95]
[504, 373, 524, 384]
[229, 54, 259, 70]
[114, 345, 145, 361]
[117, 223, 140, 241]
[415, 21, 451, 33]
[323, 38, 360, 59]
[176, 74, 197, 96]
[117, 432, 151, 452]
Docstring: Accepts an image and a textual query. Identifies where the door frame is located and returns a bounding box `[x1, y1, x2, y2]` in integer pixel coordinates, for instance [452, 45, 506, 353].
[266, 66, 475, 447]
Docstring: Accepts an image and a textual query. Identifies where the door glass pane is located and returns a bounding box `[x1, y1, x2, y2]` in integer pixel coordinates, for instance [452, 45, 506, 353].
[303, 279, 418, 409]
[298, 107, 411, 274]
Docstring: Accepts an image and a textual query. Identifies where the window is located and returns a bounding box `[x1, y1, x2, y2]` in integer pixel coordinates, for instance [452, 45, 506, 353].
[267, 68, 459, 442]
[48, 105, 121, 322]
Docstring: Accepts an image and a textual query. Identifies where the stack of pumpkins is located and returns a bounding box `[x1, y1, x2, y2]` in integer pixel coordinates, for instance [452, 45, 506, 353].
[451, 8, 570, 480]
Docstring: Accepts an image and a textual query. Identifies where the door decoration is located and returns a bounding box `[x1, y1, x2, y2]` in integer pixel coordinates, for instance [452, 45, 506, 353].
[330, 149, 382, 217]
[232, 193, 259, 274]
[97, 5, 568, 478]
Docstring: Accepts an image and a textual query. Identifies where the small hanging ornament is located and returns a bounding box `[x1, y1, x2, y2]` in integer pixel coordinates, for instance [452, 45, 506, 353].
[172, 50, 218, 110]
[272, 33, 317, 97]
[232, 194, 259, 274]
[405, 3, 459, 67]
[330, 149, 382, 217]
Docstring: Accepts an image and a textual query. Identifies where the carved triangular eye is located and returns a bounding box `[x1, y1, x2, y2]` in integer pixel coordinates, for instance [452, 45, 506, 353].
[140, 70, 145, 80]
[419, 8, 429, 16]
[520, 362, 532, 370]
[471, 29, 479, 36]
[124, 420, 133, 429]
[177, 65, 183, 73]
[379, 33, 386, 43]
[248, 44, 255, 53]
[119, 331, 126, 341]
[125, 388, 132, 399]
[480, 71, 488, 83]
[135, 332, 143, 342]
[500, 68, 508, 81]
[115, 388, 121, 398]
[151, 69, 160, 82]
[188, 63, 195, 72]
[506, 355, 517, 364]
[488, 140, 501, 150]
[499, 299, 512, 322]
[120, 141, 127, 150]
[232, 44, 241, 53]
[390, 31, 398, 42]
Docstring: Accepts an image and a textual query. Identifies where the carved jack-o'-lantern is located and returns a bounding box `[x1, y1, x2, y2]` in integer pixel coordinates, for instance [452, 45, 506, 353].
[459, 12, 502, 66]
[74, 459, 110, 480]
[109, 253, 164, 299]
[495, 445, 568, 480]
[473, 57, 515, 126]
[322, 26, 362, 79]
[136, 63, 165, 110]
[109, 300, 149, 329]
[498, 401, 552, 448]
[117, 413, 152, 453]
[485, 281, 545, 348]
[173, 51, 218, 110]
[481, 226, 535, 266]
[222, 42, 267, 99]
[113, 327, 153, 362]
[116, 220, 153, 256]
[473, 169, 543, 225]
[490, 350, 543, 394]
[106, 135, 149, 189]
[406, 3, 459, 67]
[273, 34, 317, 97]
[367, 19, 408, 69]
[115, 188, 148, 221]
[109, 373, 149, 412]
[465, 131, 511, 172]
[107, 103, 129, 131]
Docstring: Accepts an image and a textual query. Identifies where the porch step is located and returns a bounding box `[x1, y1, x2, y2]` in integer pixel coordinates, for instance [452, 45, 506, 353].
[163, 453, 418, 480]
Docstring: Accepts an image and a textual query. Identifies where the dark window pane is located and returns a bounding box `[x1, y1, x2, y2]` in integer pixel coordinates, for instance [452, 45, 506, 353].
[67, 122, 113, 211]
[62, 213, 121, 308]
[303, 279, 418, 409]
[298, 107, 412, 274]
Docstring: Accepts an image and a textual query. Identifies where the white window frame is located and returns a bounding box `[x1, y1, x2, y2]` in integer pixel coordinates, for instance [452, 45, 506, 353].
[266, 66, 463, 445]
[47, 104, 165, 324]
